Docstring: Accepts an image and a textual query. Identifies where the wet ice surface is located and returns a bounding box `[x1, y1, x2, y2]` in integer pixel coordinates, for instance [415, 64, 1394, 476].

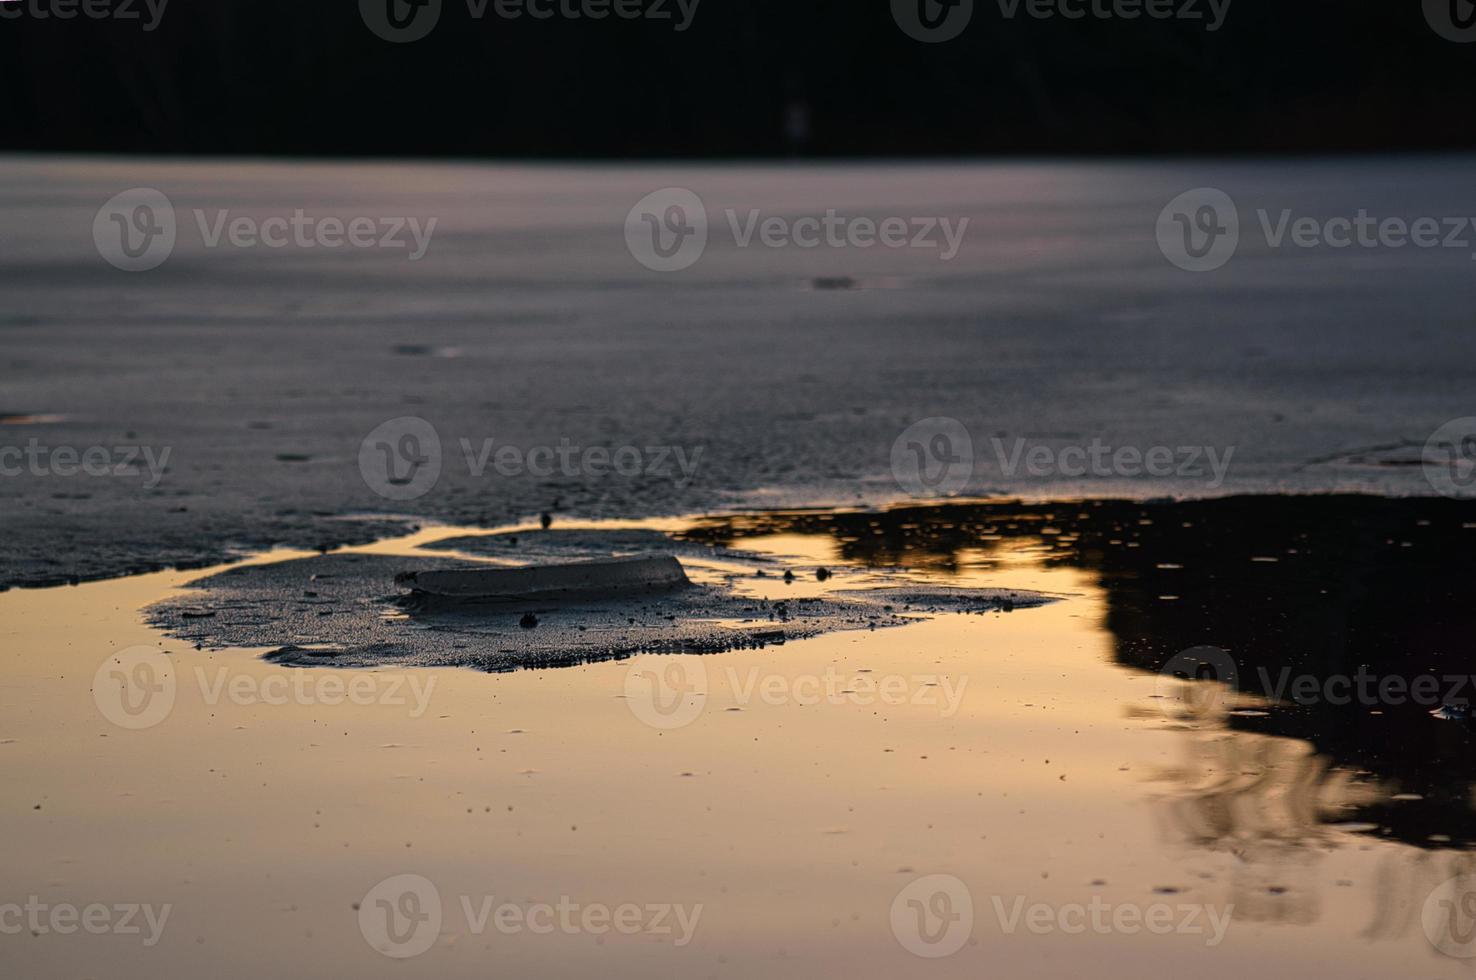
[146, 495, 1476, 845]
[4, 497, 1475, 979]
[146, 524, 1053, 670]
[7, 156, 1476, 586]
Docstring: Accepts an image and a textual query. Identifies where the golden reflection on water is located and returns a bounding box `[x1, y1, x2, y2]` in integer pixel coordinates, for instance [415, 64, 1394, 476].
[1139, 674, 1475, 945]
[0, 514, 1470, 978]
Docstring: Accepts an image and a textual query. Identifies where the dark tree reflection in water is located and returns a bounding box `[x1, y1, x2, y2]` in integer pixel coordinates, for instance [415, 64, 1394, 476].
[682, 496, 1476, 851]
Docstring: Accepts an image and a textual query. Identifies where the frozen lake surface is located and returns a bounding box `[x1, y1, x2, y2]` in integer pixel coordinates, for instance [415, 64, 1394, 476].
[4, 155, 1476, 586]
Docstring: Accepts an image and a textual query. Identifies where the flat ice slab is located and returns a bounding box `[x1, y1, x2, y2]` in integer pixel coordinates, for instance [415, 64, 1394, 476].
[397, 555, 690, 601]
[145, 526, 1053, 671]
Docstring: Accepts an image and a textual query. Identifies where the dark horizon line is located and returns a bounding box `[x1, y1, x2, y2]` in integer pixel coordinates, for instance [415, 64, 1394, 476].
[8, 147, 1476, 166]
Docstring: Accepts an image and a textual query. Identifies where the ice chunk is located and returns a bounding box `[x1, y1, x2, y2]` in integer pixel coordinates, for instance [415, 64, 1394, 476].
[396, 555, 689, 601]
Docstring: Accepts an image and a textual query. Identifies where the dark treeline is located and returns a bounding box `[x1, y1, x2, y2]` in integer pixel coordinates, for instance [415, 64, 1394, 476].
[0, 0, 1469, 158]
